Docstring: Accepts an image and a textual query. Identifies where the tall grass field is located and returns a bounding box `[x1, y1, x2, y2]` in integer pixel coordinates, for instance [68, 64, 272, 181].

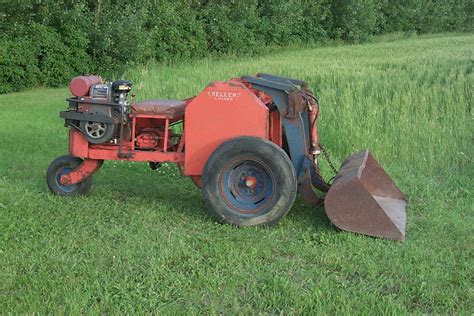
[0, 34, 472, 313]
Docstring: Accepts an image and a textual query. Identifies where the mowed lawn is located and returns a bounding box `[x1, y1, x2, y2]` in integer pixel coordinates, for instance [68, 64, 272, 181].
[0, 34, 472, 313]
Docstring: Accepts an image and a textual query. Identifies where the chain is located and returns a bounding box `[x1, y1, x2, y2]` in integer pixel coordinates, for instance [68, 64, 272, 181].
[319, 144, 339, 177]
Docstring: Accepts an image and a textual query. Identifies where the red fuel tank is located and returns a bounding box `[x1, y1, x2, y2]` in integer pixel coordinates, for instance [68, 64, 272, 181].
[69, 75, 102, 97]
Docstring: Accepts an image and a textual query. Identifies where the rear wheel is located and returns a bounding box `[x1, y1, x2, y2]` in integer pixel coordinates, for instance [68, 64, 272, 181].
[46, 155, 92, 196]
[202, 137, 297, 226]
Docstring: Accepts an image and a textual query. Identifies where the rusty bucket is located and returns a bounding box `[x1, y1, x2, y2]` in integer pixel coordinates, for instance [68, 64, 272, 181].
[325, 150, 407, 240]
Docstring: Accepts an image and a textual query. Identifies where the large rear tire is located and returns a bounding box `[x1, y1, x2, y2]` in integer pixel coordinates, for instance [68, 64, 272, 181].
[46, 155, 92, 196]
[202, 136, 297, 226]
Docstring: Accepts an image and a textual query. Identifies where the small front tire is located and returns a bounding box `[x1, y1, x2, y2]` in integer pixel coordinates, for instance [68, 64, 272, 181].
[46, 155, 92, 196]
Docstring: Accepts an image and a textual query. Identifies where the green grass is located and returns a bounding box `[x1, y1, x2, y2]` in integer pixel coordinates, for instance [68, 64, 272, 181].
[0, 33, 472, 313]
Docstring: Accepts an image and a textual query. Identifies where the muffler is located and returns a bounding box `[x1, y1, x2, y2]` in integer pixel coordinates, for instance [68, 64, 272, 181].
[325, 150, 407, 240]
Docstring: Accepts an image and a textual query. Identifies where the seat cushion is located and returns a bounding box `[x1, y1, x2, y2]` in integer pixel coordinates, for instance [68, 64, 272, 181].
[131, 99, 186, 118]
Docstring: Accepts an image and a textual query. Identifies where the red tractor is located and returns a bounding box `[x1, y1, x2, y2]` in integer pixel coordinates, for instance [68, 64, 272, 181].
[47, 74, 407, 240]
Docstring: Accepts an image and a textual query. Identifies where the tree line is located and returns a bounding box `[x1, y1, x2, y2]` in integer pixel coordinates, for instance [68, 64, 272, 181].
[1, 0, 472, 93]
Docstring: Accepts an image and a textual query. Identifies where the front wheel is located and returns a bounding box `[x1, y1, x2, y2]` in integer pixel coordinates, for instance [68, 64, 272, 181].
[202, 137, 297, 226]
[46, 155, 92, 196]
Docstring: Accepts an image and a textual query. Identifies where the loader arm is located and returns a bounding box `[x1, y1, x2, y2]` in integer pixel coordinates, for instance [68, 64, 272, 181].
[242, 75, 322, 206]
[252, 74, 330, 192]
[244, 74, 407, 241]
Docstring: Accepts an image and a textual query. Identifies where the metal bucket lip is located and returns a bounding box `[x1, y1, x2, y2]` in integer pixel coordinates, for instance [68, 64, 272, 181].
[332, 150, 368, 184]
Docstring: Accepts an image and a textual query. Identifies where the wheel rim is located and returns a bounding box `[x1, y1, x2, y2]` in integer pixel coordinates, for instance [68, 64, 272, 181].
[219, 159, 275, 216]
[55, 166, 78, 193]
[84, 121, 107, 139]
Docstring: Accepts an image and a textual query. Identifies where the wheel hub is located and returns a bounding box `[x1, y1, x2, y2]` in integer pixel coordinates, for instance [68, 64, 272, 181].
[244, 176, 257, 189]
[84, 121, 106, 138]
[220, 160, 275, 214]
[55, 166, 78, 192]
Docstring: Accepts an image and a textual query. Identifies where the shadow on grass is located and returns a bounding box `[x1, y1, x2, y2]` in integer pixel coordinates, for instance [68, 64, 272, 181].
[92, 164, 335, 231]
[286, 199, 334, 231]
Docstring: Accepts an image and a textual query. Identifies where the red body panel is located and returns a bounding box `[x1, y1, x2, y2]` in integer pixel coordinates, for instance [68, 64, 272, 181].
[184, 80, 269, 175]
[68, 129, 184, 162]
[69, 129, 89, 157]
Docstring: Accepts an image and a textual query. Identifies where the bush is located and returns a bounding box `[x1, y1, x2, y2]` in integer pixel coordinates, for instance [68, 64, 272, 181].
[257, 1, 307, 46]
[0, 37, 40, 93]
[0, 23, 82, 92]
[199, 0, 263, 54]
[300, 0, 332, 43]
[148, 0, 208, 61]
[330, 0, 378, 42]
[30, 24, 77, 87]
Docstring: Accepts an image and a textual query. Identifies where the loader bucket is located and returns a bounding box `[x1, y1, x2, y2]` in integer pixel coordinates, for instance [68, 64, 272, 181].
[325, 150, 407, 240]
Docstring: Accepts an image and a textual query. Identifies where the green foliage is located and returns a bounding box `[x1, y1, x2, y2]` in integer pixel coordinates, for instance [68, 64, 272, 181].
[378, 0, 473, 33]
[148, 0, 208, 61]
[0, 37, 40, 93]
[0, 0, 472, 93]
[29, 24, 75, 86]
[299, 0, 332, 43]
[90, 3, 151, 73]
[330, 0, 378, 42]
[199, 0, 262, 54]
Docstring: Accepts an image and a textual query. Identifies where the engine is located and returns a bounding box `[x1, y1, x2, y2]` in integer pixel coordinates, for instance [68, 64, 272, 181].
[62, 75, 132, 144]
